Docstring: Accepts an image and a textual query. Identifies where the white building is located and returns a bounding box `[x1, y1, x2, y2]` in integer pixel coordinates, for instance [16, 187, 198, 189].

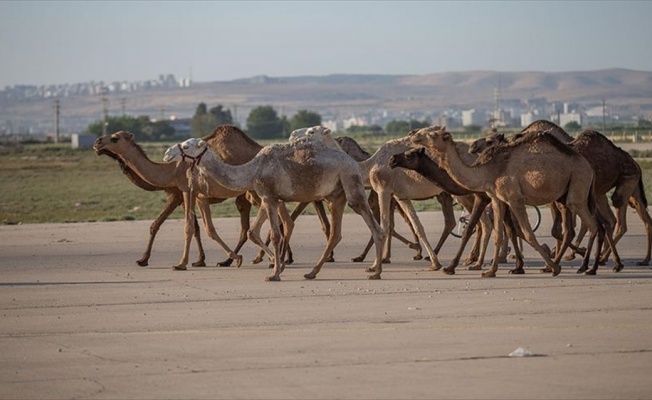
[461, 109, 485, 127]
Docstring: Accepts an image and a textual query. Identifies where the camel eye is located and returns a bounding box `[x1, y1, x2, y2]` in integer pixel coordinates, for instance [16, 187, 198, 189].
[110, 137, 118, 143]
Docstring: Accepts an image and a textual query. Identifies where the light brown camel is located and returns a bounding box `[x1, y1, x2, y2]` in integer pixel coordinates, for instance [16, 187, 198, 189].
[471, 125, 650, 268]
[411, 126, 619, 277]
[291, 127, 425, 261]
[93, 143, 214, 267]
[358, 133, 456, 271]
[94, 130, 246, 270]
[164, 137, 384, 281]
[96, 125, 333, 267]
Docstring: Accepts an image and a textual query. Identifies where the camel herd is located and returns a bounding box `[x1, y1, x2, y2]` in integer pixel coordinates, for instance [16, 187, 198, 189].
[92, 120, 652, 281]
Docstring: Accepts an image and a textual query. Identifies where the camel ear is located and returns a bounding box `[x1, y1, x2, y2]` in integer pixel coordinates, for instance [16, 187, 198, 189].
[125, 131, 134, 140]
[418, 147, 426, 155]
[442, 131, 452, 141]
[198, 139, 206, 148]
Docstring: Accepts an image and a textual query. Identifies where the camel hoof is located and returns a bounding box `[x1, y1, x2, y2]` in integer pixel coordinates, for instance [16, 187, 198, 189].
[613, 264, 624, 272]
[192, 261, 207, 267]
[367, 274, 381, 280]
[382, 258, 391, 264]
[551, 266, 561, 277]
[365, 266, 378, 273]
[429, 263, 442, 271]
[251, 256, 263, 265]
[467, 265, 483, 271]
[216, 258, 233, 267]
[326, 256, 335, 263]
[304, 273, 316, 280]
[540, 267, 553, 273]
[136, 260, 149, 267]
[636, 260, 650, 266]
[351, 256, 365, 263]
[481, 271, 496, 278]
[443, 267, 456, 275]
[563, 254, 576, 261]
[584, 269, 597, 276]
[233, 255, 243, 269]
[509, 268, 525, 275]
[576, 267, 588, 274]
[412, 255, 423, 261]
[265, 275, 281, 282]
[173, 265, 187, 271]
[284, 258, 294, 265]
[598, 259, 607, 266]
[463, 259, 478, 267]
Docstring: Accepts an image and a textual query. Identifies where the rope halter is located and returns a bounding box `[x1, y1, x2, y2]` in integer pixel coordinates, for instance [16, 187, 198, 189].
[177, 143, 208, 170]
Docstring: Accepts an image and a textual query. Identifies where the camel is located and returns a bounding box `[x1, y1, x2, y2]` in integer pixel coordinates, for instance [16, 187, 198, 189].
[410, 126, 619, 277]
[164, 137, 384, 281]
[96, 125, 334, 267]
[389, 147, 499, 272]
[93, 143, 213, 267]
[291, 127, 424, 262]
[299, 127, 457, 270]
[471, 125, 650, 269]
[94, 130, 250, 270]
[357, 133, 456, 271]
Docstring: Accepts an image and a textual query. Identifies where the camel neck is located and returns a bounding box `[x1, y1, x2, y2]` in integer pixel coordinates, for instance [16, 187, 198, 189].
[439, 142, 489, 194]
[121, 146, 178, 188]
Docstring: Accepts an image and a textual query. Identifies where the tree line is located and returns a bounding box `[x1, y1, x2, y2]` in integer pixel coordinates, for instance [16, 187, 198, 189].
[86, 102, 434, 140]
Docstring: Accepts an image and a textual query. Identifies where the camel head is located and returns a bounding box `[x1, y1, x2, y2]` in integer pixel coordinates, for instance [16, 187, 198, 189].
[469, 133, 506, 154]
[409, 126, 452, 155]
[288, 125, 332, 143]
[388, 147, 427, 170]
[163, 138, 208, 165]
[93, 131, 136, 156]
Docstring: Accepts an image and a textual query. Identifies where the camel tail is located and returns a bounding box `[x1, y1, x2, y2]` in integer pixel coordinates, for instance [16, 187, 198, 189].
[638, 176, 649, 208]
[587, 180, 597, 215]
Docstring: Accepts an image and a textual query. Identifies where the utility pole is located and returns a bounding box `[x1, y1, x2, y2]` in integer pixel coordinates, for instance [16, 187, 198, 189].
[233, 104, 238, 126]
[54, 98, 60, 143]
[121, 98, 126, 116]
[102, 96, 109, 136]
[602, 98, 606, 133]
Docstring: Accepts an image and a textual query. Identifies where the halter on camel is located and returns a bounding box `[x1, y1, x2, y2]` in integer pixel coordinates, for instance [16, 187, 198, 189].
[176, 143, 207, 170]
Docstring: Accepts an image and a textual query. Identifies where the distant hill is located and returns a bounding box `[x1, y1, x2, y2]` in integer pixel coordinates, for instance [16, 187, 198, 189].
[2, 68, 651, 133]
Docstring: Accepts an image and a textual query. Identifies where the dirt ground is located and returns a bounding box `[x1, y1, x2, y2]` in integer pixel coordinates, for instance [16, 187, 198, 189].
[1, 211, 652, 399]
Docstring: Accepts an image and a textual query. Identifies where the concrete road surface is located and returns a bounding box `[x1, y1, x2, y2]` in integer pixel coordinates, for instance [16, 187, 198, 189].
[1, 210, 652, 399]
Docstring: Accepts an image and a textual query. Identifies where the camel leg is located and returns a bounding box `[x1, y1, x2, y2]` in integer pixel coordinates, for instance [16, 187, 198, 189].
[174, 191, 198, 271]
[138, 193, 191, 267]
[395, 199, 442, 271]
[586, 208, 624, 274]
[595, 196, 617, 264]
[311, 201, 335, 263]
[492, 199, 560, 277]
[630, 192, 652, 266]
[305, 196, 346, 280]
[551, 203, 575, 266]
[391, 199, 423, 260]
[196, 197, 243, 268]
[277, 203, 295, 269]
[503, 211, 525, 274]
[346, 190, 384, 279]
[472, 213, 493, 270]
[484, 198, 506, 278]
[217, 194, 251, 267]
[432, 192, 456, 254]
[444, 194, 489, 274]
[247, 208, 275, 263]
[261, 199, 284, 282]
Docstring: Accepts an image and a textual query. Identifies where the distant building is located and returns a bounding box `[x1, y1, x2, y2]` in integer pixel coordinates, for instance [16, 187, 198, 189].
[462, 109, 485, 127]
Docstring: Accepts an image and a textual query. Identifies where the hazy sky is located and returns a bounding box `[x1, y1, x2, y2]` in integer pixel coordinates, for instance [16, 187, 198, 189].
[1, 1, 651, 87]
